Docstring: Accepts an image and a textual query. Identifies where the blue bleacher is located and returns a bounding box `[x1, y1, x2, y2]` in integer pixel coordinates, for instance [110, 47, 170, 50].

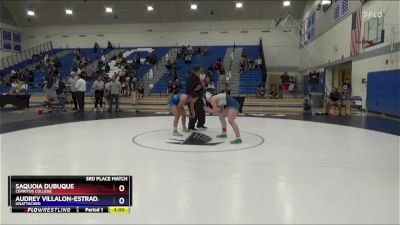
[2, 48, 62, 76]
[238, 46, 263, 95]
[150, 46, 228, 95]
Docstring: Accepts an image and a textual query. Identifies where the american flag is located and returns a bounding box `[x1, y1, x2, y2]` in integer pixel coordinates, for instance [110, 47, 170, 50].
[350, 7, 362, 56]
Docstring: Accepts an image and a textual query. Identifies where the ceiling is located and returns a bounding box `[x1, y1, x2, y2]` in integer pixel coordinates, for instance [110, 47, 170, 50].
[2, 0, 309, 27]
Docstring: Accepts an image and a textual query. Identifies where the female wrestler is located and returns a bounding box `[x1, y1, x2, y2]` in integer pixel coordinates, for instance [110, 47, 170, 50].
[169, 93, 196, 136]
[205, 92, 242, 144]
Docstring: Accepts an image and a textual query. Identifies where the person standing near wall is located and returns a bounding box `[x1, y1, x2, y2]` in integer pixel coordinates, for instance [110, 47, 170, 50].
[75, 74, 86, 112]
[341, 78, 352, 115]
[108, 75, 122, 112]
[69, 72, 79, 111]
[92, 75, 105, 112]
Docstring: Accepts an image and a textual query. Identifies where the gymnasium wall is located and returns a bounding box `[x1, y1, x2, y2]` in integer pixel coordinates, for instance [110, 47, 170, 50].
[300, 0, 400, 107]
[18, 20, 300, 70]
[0, 22, 22, 58]
[352, 51, 399, 104]
[299, 0, 400, 70]
[366, 69, 400, 116]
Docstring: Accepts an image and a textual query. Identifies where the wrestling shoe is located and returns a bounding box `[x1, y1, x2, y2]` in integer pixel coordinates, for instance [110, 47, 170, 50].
[173, 131, 183, 136]
[230, 138, 242, 144]
[182, 127, 190, 132]
[197, 126, 208, 130]
[216, 133, 228, 138]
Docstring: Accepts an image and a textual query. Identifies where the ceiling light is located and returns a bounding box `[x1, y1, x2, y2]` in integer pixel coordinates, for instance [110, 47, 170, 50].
[65, 9, 73, 15]
[283, 1, 291, 7]
[321, 0, 331, 5]
[147, 6, 154, 11]
[105, 7, 113, 13]
[27, 10, 35, 16]
[191, 4, 198, 10]
[236, 2, 243, 8]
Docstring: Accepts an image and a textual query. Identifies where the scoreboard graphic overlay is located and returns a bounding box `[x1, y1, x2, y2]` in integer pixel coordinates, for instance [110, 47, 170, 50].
[8, 176, 132, 213]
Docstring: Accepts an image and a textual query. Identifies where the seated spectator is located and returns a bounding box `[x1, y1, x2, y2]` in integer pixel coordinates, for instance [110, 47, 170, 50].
[303, 93, 313, 115]
[104, 63, 110, 73]
[107, 41, 113, 49]
[165, 59, 172, 70]
[256, 58, 263, 68]
[249, 57, 256, 69]
[184, 54, 192, 64]
[196, 47, 201, 55]
[9, 79, 27, 95]
[269, 85, 279, 99]
[325, 87, 342, 116]
[256, 84, 266, 98]
[203, 46, 209, 56]
[215, 58, 223, 72]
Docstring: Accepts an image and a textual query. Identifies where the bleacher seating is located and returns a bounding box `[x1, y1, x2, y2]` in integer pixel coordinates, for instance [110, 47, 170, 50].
[1, 48, 62, 77]
[150, 46, 228, 95]
[2, 45, 265, 95]
[238, 46, 263, 95]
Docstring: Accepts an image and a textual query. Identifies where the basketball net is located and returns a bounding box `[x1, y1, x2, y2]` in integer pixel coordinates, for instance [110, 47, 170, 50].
[275, 14, 324, 68]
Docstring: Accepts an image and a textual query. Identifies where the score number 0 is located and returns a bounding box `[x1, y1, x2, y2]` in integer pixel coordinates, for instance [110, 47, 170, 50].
[118, 184, 126, 205]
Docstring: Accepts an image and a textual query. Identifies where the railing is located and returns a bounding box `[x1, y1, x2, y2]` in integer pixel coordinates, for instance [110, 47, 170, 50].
[259, 39, 268, 83]
[0, 41, 53, 70]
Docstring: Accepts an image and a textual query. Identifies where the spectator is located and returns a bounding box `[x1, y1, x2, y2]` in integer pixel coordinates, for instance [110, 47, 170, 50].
[136, 79, 144, 100]
[205, 75, 216, 94]
[93, 42, 99, 53]
[75, 74, 86, 112]
[165, 59, 172, 70]
[341, 78, 352, 115]
[281, 71, 290, 97]
[325, 87, 342, 116]
[215, 58, 223, 73]
[108, 75, 121, 112]
[68, 73, 79, 111]
[92, 75, 105, 111]
[256, 84, 266, 98]
[269, 85, 279, 99]
[239, 56, 246, 73]
[303, 93, 313, 115]
[43, 75, 58, 102]
[56, 76, 66, 96]
[9, 79, 27, 95]
[184, 53, 192, 64]
[107, 41, 113, 49]
[196, 47, 201, 55]
[203, 46, 209, 56]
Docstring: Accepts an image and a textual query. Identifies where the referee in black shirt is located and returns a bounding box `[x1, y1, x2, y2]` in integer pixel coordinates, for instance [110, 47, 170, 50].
[186, 66, 207, 131]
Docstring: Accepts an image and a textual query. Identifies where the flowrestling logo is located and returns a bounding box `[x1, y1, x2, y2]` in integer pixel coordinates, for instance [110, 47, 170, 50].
[167, 132, 223, 145]
[362, 11, 383, 18]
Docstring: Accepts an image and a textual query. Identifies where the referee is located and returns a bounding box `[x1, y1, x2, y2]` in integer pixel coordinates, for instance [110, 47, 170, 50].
[186, 66, 207, 131]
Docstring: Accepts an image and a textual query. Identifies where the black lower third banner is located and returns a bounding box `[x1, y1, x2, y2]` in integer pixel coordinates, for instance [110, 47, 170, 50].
[12, 207, 113, 213]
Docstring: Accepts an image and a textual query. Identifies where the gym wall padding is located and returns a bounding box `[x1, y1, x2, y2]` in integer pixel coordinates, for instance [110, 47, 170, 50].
[367, 69, 400, 116]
